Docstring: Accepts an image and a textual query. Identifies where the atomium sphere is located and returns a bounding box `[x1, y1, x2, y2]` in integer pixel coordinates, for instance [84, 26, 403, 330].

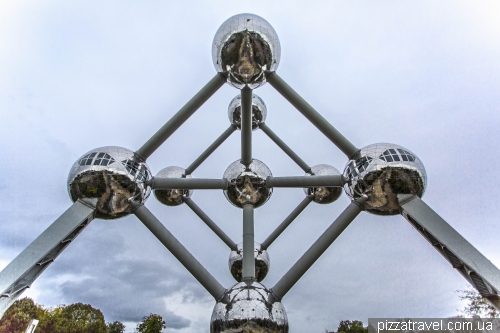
[343, 143, 427, 216]
[223, 159, 272, 208]
[229, 242, 270, 282]
[210, 281, 288, 333]
[212, 13, 281, 89]
[153, 166, 192, 206]
[67, 146, 152, 220]
[228, 94, 267, 130]
[303, 164, 343, 204]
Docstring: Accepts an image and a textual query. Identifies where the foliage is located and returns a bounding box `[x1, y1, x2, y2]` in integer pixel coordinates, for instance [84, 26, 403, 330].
[457, 287, 499, 318]
[135, 313, 166, 333]
[107, 320, 126, 333]
[0, 298, 126, 333]
[336, 320, 368, 333]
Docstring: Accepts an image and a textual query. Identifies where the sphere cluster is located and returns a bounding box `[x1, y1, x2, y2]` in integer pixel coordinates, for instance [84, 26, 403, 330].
[343, 143, 426, 215]
[304, 164, 343, 204]
[67, 146, 151, 220]
[228, 93, 267, 130]
[210, 281, 288, 333]
[229, 242, 270, 282]
[212, 13, 281, 89]
[153, 166, 192, 206]
[223, 159, 272, 208]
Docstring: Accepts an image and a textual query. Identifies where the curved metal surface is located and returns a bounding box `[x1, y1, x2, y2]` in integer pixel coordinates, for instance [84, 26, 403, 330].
[228, 93, 267, 130]
[153, 166, 192, 206]
[229, 242, 270, 282]
[304, 164, 343, 204]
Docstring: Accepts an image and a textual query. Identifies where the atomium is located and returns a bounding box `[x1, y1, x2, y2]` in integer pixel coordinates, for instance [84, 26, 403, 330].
[304, 164, 343, 204]
[228, 93, 267, 130]
[67, 146, 151, 219]
[229, 242, 270, 282]
[212, 13, 281, 89]
[153, 166, 192, 206]
[223, 159, 272, 208]
[343, 143, 427, 215]
[210, 282, 288, 333]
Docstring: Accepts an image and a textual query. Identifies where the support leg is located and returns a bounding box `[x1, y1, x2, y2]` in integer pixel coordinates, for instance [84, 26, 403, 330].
[242, 204, 255, 282]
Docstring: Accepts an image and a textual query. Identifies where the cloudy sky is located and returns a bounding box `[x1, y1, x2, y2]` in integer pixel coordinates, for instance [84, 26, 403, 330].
[1, 1, 500, 332]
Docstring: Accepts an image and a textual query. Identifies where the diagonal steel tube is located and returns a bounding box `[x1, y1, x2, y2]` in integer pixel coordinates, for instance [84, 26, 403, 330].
[184, 198, 237, 250]
[135, 73, 226, 160]
[242, 204, 255, 282]
[267, 175, 344, 188]
[241, 88, 253, 166]
[271, 200, 363, 301]
[260, 123, 312, 173]
[151, 177, 228, 190]
[261, 196, 313, 250]
[185, 125, 237, 175]
[401, 196, 500, 310]
[266, 72, 359, 158]
[133, 204, 226, 301]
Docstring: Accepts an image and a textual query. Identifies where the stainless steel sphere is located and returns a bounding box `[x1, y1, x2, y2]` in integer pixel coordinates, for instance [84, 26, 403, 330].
[229, 242, 270, 282]
[153, 166, 192, 206]
[223, 159, 272, 208]
[303, 164, 342, 204]
[210, 281, 288, 333]
[343, 143, 427, 215]
[228, 94, 267, 130]
[212, 13, 281, 89]
[67, 146, 151, 220]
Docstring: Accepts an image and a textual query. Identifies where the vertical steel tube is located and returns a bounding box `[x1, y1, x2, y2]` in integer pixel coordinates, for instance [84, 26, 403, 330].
[271, 201, 363, 300]
[260, 123, 312, 173]
[184, 198, 237, 250]
[241, 88, 253, 166]
[266, 72, 359, 158]
[261, 196, 313, 250]
[185, 125, 236, 175]
[134, 205, 226, 300]
[242, 204, 255, 282]
[135, 73, 226, 160]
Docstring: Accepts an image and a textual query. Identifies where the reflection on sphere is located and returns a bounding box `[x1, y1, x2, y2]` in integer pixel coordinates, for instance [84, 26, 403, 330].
[228, 94, 267, 130]
[223, 159, 272, 208]
[229, 242, 270, 282]
[343, 143, 426, 215]
[303, 164, 342, 204]
[212, 13, 281, 89]
[67, 146, 151, 220]
[154, 166, 192, 206]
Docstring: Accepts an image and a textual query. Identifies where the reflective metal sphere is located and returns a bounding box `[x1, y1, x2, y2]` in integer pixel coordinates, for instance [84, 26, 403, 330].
[303, 164, 342, 204]
[67, 146, 151, 220]
[153, 166, 192, 206]
[228, 94, 267, 130]
[211, 282, 288, 333]
[223, 159, 272, 208]
[229, 242, 270, 282]
[343, 143, 426, 216]
[212, 13, 281, 89]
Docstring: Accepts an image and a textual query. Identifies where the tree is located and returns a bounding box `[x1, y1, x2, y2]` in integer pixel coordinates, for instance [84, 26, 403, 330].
[135, 313, 166, 333]
[0, 297, 46, 333]
[55, 302, 107, 333]
[457, 287, 499, 318]
[107, 321, 126, 333]
[333, 320, 368, 333]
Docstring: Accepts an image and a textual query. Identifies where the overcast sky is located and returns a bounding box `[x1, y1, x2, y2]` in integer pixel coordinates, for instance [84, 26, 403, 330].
[1, 1, 500, 332]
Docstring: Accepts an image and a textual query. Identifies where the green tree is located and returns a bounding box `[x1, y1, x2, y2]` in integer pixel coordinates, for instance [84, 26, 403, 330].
[457, 287, 499, 318]
[135, 313, 166, 333]
[55, 302, 107, 333]
[107, 320, 126, 333]
[0, 297, 46, 333]
[336, 320, 368, 333]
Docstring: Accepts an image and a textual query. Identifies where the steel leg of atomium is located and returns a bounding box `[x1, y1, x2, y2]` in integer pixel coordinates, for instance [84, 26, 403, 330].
[266, 72, 359, 158]
[270, 201, 363, 302]
[185, 125, 237, 175]
[240, 88, 253, 166]
[151, 177, 228, 190]
[267, 175, 344, 188]
[261, 196, 313, 250]
[400, 196, 500, 310]
[135, 73, 226, 160]
[133, 204, 226, 301]
[184, 198, 237, 251]
[242, 204, 255, 282]
[259, 123, 312, 174]
[0, 200, 96, 318]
